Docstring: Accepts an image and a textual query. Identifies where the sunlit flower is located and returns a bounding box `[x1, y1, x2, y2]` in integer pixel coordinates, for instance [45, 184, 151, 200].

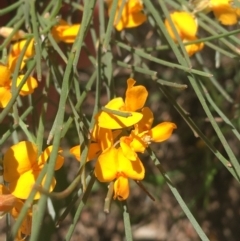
[96, 78, 148, 129]
[120, 107, 177, 157]
[0, 64, 38, 108]
[107, 0, 147, 31]
[95, 146, 145, 200]
[209, 0, 240, 25]
[0, 184, 32, 240]
[165, 11, 204, 56]
[8, 38, 35, 69]
[70, 124, 113, 162]
[3, 141, 64, 200]
[51, 19, 80, 43]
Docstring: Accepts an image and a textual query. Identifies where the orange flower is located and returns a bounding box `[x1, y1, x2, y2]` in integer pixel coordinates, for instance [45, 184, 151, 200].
[95, 147, 145, 200]
[3, 141, 64, 200]
[96, 78, 148, 129]
[120, 107, 177, 157]
[165, 11, 204, 56]
[51, 19, 80, 43]
[107, 0, 147, 31]
[0, 184, 32, 240]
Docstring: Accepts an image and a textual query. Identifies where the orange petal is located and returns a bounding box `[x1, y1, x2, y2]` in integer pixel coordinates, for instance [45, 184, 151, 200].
[11, 39, 34, 58]
[69, 145, 81, 161]
[94, 148, 118, 182]
[117, 148, 145, 180]
[0, 184, 16, 212]
[130, 131, 148, 153]
[185, 41, 204, 56]
[0, 64, 11, 86]
[113, 176, 129, 200]
[9, 171, 56, 200]
[125, 78, 148, 111]
[17, 75, 38, 96]
[0, 86, 11, 108]
[150, 122, 177, 142]
[135, 107, 153, 133]
[3, 141, 37, 182]
[37, 146, 64, 170]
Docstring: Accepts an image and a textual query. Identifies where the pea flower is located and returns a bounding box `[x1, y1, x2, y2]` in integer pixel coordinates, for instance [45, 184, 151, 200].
[95, 146, 145, 200]
[0, 184, 32, 240]
[165, 11, 204, 56]
[0, 63, 38, 108]
[51, 19, 80, 43]
[191, 0, 240, 25]
[96, 78, 148, 129]
[107, 0, 147, 31]
[120, 107, 177, 159]
[3, 141, 64, 200]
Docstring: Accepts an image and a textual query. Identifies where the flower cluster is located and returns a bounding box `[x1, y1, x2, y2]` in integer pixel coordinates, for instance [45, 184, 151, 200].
[1, 141, 64, 240]
[70, 79, 176, 201]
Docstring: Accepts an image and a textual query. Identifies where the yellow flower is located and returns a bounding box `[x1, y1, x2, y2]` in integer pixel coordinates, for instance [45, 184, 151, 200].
[165, 11, 204, 56]
[96, 78, 148, 129]
[70, 124, 113, 161]
[120, 107, 177, 156]
[209, 0, 240, 25]
[0, 184, 32, 240]
[95, 147, 145, 200]
[51, 19, 80, 43]
[3, 141, 64, 200]
[0, 64, 38, 108]
[107, 0, 147, 31]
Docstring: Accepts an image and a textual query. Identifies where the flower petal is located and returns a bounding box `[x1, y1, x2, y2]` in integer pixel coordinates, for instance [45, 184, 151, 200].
[37, 146, 64, 170]
[135, 107, 154, 133]
[3, 141, 37, 182]
[61, 24, 80, 43]
[150, 122, 177, 142]
[17, 75, 38, 96]
[120, 137, 137, 161]
[113, 176, 129, 200]
[125, 78, 148, 111]
[96, 110, 143, 129]
[0, 86, 11, 108]
[165, 11, 197, 41]
[9, 171, 56, 200]
[95, 147, 118, 182]
[0, 184, 16, 212]
[117, 148, 145, 180]
[0, 64, 11, 86]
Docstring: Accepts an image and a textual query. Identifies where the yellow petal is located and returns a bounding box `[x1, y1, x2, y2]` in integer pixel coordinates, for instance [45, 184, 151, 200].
[113, 176, 129, 200]
[105, 97, 125, 109]
[37, 146, 64, 170]
[11, 39, 34, 58]
[96, 110, 143, 129]
[113, 0, 147, 31]
[130, 131, 148, 153]
[0, 86, 11, 108]
[3, 141, 37, 182]
[61, 24, 80, 43]
[17, 75, 38, 96]
[9, 171, 56, 200]
[0, 64, 11, 86]
[125, 78, 148, 111]
[165, 11, 197, 41]
[8, 55, 27, 72]
[150, 122, 177, 142]
[120, 137, 137, 161]
[117, 148, 145, 180]
[94, 148, 118, 182]
[91, 124, 113, 151]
